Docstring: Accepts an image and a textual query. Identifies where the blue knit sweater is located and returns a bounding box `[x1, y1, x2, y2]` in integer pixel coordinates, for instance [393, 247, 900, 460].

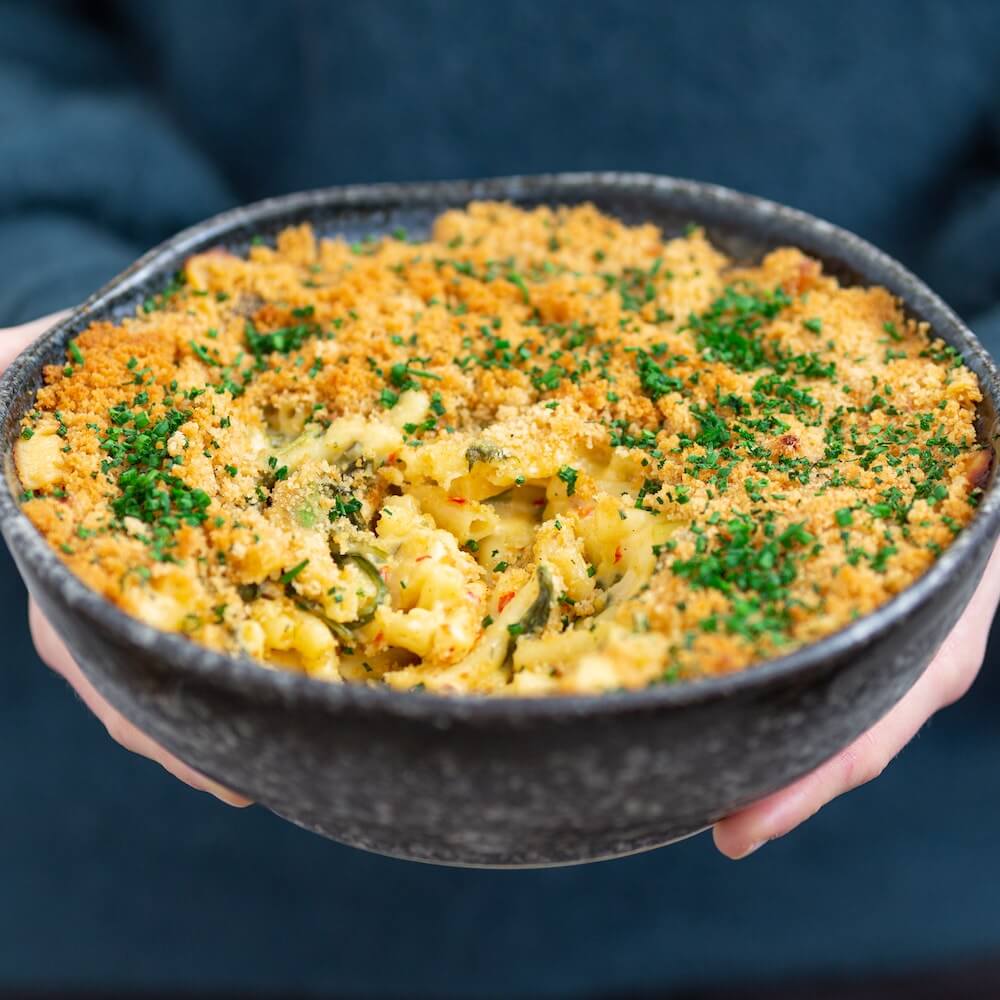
[2, 2, 1000, 994]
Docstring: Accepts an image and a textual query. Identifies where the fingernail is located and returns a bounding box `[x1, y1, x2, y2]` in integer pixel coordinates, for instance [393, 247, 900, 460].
[201, 778, 252, 807]
[734, 839, 766, 860]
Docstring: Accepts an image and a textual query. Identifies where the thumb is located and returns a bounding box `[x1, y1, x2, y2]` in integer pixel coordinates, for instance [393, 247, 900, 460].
[0, 310, 73, 374]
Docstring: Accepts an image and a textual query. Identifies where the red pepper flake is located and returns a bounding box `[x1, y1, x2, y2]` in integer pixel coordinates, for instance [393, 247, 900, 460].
[614, 545, 623, 563]
[448, 496, 468, 505]
[498, 591, 515, 612]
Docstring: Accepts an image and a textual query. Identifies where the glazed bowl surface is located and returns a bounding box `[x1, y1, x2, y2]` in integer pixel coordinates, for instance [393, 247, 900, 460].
[2, 172, 998, 867]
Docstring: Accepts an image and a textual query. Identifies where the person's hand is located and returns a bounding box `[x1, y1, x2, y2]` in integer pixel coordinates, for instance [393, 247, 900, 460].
[714, 538, 1000, 859]
[3, 313, 250, 806]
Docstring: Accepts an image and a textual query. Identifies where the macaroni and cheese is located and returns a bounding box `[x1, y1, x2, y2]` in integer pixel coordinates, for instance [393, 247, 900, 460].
[15, 203, 988, 694]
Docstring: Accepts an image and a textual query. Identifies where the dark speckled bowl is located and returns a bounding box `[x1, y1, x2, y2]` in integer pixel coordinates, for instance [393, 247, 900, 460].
[2, 174, 999, 868]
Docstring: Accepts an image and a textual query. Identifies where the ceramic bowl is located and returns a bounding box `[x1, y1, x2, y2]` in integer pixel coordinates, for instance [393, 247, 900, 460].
[2, 173, 998, 867]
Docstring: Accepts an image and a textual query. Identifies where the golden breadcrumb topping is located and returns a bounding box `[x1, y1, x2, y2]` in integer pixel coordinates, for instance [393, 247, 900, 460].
[15, 202, 988, 694]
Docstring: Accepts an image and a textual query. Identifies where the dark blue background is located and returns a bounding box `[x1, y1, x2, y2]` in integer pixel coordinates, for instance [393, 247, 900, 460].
[2, 1, 1000, 994]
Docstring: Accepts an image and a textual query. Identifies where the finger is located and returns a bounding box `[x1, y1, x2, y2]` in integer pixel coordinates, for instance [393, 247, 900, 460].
[923, 537, 1000, 707]
[29, 600, 251, 807]
[713, 666, 941, 859]
[0, 310, 73, 372]
[714, 537, 1000, 860]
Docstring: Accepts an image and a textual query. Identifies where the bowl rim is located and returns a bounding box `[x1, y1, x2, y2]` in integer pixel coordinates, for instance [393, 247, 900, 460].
[2, 170, 999, 722]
